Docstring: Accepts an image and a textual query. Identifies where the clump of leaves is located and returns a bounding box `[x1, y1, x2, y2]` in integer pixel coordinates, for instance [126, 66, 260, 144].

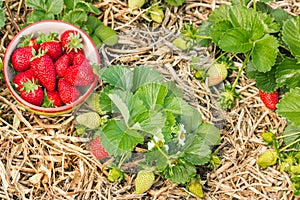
[77, 65, 220, 193]
[25, 0, 118, 47]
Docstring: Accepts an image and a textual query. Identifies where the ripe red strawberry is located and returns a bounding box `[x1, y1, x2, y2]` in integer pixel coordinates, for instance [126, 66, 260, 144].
[60, 30, 83, 53]
[13, 69, 39, 92]
[55, 54, 71, 77]
[30, 52, 56, 91]
[43, 90, 63, 107]
[19, 80, 44, 106]
[259, 90, 279, 110]
[66, 49, 84, 63]
[73, 52, 87, 65]
[58, 79, 80, 104]
[38, 32, 62, 61]
[90, 135, 109, 160]
[18, 34, 40, 51]
[64, 63, 95, 86]
[11, 46, 33, 72]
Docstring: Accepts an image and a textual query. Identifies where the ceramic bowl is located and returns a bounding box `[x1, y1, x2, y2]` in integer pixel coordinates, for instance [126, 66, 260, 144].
[3, 20, 100, 116]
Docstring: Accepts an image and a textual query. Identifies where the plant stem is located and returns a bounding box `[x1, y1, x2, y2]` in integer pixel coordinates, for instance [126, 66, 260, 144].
[280, 137, 300, 152]
[155, 143, 169, 161]
[277, 131, 300, 139]
[231, 52, 252, 91]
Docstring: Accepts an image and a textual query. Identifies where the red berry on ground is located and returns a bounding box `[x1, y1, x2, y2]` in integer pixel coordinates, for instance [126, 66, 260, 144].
[259, 90, 279, 110]
[11, 46, 33, 72]
[90, 135, 109, 160]
[58, 79, 81, 104]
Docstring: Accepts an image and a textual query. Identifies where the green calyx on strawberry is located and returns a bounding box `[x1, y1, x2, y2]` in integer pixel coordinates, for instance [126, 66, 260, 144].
[18, 34, 40, 51]
[37, 32, 62, 61]
[12, 69, 39, 92]
[90, 135, 109, 160]
[259, 90, 279, 110]
[61, 30, 83, 53]
[30, 49, 56, 91]
[19, 79, 44, 106]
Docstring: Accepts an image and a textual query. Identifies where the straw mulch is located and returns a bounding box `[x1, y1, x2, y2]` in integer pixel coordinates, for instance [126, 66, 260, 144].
[1, 0, 300, 199]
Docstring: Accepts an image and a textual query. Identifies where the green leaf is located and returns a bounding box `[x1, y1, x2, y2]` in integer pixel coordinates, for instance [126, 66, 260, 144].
[145, 149, 168, 170]
[100, 65, 133, 91]
[164, 96, 191, 115]
[166, 81, 183, 98]
[99, 120, 144, 157]
[62, 9, 88, 27]
[282, 123, 300, 149]
[132, 110, 166, 141]
[277, 88, 300, 127]
[108, 93, 131, 126]
[210, 20, 233, 44]
[135, 83, 168, 110]
[26, 0, 48, 11]
[254, 65, 277, 93]
[164, 0, 185, 6]
[182, 135, 211, 165]
[165, 159, 196, 184]
[276, 58, 300, 89]
[228, 6, 265, 40]
[99, 86, 114, 113]
[45, 0, 64, 14]
[252, 34, 279, 72]
[282, 16, 300, 62]
[197, 122, 220, 146]
[217, 28, 253, 53]
[181, 106, 202, 134]
[26, 10, 55, 23]
[64, 0, 80, 9]
[257, 11, 280, 33]
[195, 20, 213, 47]
[0, 8, 5, 28]
[271, 9, 292, 27]
[76, 1, 101, 14]
[86, 16, 102, 33]
[208, 4, 230, 22]
[132, 66, 165, 92]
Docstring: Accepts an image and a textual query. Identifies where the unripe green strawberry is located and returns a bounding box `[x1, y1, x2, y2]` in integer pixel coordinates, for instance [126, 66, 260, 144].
[173, 38, 188, 50]
[135, 170, 155, 194]
[108, 168, 124, 182]
[76, 112, 102, 129]
[86, 93, 106, 115]
[261, 131, 274, 144]
[187, 179, 204, 198]
[128, 0, 145, 10]
[207, 62, 228, 86]
[150, 7, 164, 23]
[257, 149, 278, 169]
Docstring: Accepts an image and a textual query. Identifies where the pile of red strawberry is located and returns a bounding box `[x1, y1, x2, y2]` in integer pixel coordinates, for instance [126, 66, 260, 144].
[10, 30, 97, 107]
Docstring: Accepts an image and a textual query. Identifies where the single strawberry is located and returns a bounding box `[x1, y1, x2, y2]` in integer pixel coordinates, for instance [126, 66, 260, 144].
[18, 34, 40, 51]
[90, 135, 109, 160]
[30, 51, 56, 91]
[259, 90, 278, 110]
[11, 46, 33, 72]
[64, 63, 95, 86]
[12, 69, 39, 92]
[43, 90, 63, 107]
[57, 79, 80, 104]
[19, 80, 44, 106]
[135, 170, 155, 194]
[60, 30, 83, 53]
[72, 51, 87, 65]
[66, 49, 84, 64]
[38, 32, 62, 61]
[55, 53, 71, 77]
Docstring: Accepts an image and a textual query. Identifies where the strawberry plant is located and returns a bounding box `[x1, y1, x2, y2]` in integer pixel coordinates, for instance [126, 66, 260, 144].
[76, 65, 220, 195]
[0, 1, 5, 29]
[177, 0, 300, 195]
[25, 0, 118, 47]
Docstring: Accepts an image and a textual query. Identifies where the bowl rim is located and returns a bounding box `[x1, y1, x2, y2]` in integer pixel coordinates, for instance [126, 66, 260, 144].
[3, 20, 100, 115]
